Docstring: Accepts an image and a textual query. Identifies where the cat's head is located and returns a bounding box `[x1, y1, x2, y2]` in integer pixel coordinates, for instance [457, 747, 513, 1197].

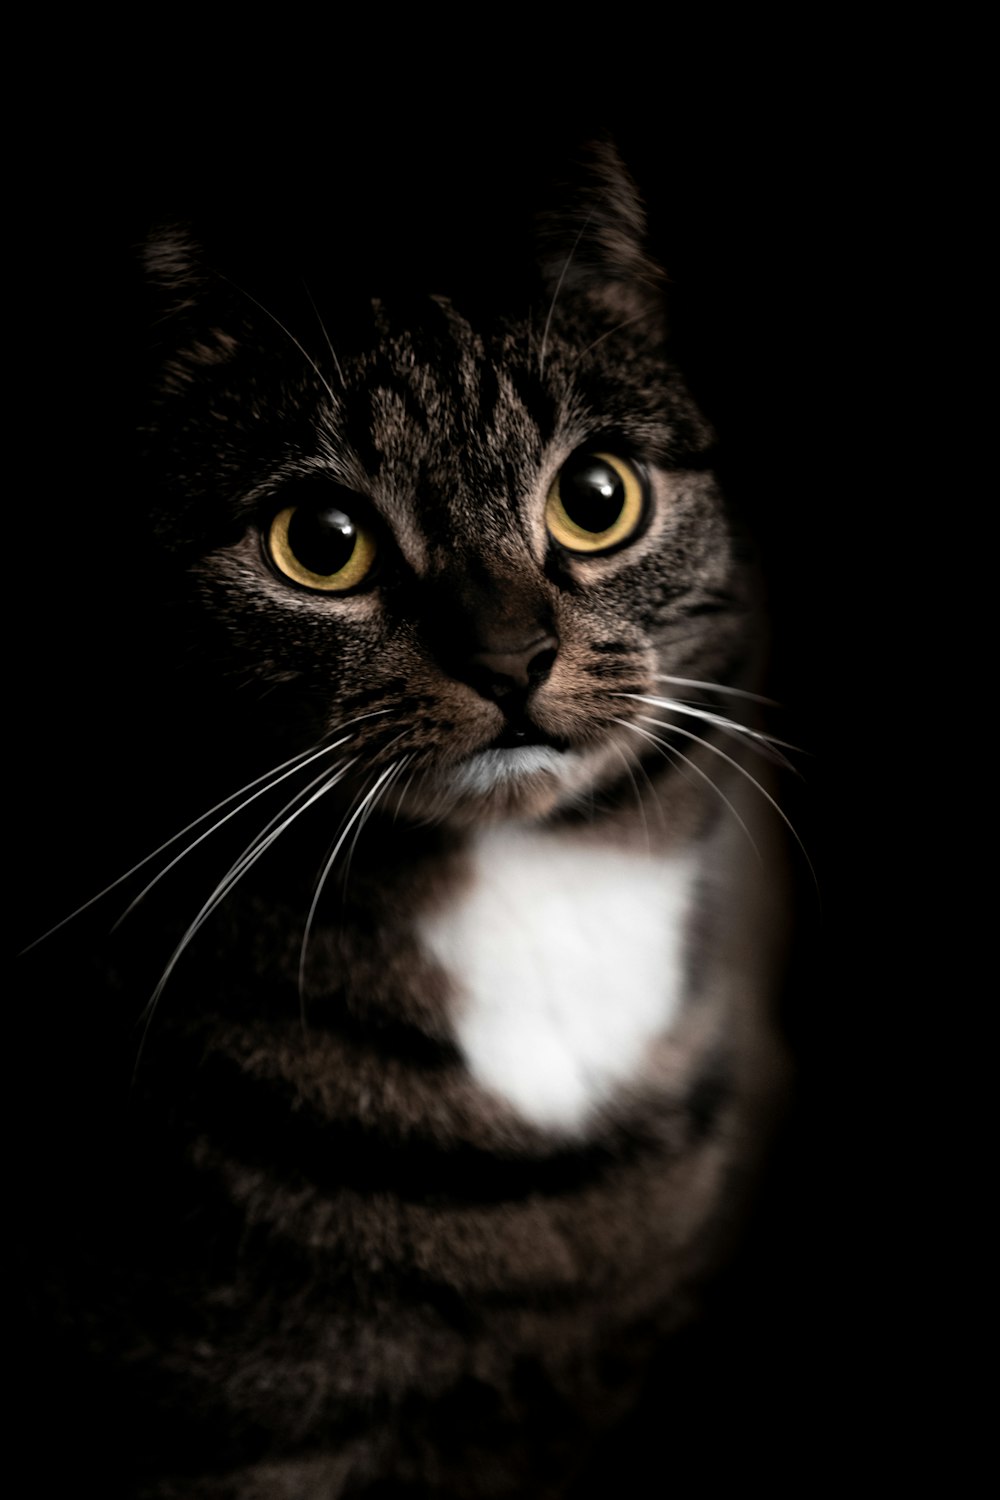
[140, 144, 759, 829]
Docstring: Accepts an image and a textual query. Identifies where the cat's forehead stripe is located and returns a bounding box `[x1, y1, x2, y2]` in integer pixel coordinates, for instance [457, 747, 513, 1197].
[328, 337, 689, 493]
[314, 311, 576, 555]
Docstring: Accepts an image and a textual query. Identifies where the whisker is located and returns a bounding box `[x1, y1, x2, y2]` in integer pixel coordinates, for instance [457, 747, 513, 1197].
[299, 755, 410, 1039]
[392, 758, 424, 823]
[628, 743, 670, 839]
[612, 717, 761, 862]
[635, 714, 817, 891]
[654, 673, 779, 707]
[577, 309, 647, 361]
[539, 212, 593, 376]
[133, 758, 357, 1079]
[341, 755, 412, 894]
[326, 723, 413, 848]
[300, 276, 346, 390]
[112, 731, 360, 930]
[214, 270, 342, 411]
[297, 759, 405, 1001]
[20, 712, 389, 953]
[609, 741, 651, 856]
[194, 751, 362, 925]
[617, 693, 800, 767]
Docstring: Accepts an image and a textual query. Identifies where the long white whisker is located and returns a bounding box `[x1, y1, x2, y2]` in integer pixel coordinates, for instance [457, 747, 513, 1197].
[628, 742, 670, 838]
[215, 271, 341, 411]
[132, 759, 357, 1076]
[112, 732, 359, 929]
[298, 756, 409, 1038]
[197, 751, 359, 905]
[655, 673, 778, 707]
[609, 742, 651, 856]
[297, 760, 404, 1000]
[617, 693, 800, 766]
[325, 723, 412, 848]
[392, 757, 424, 822]
[612, 716, 761, 862]
[20, 712, 388, 953]
[341, 755, 412, 895]
[635, 714, 817, 890]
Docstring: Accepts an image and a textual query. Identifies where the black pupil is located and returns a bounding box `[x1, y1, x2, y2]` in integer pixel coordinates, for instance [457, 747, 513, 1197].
[559, 455, 625, 533]
[287, 505, 357, 576]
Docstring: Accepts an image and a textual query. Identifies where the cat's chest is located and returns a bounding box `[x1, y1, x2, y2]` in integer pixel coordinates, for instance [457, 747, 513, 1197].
[420, 828, 699, 1133]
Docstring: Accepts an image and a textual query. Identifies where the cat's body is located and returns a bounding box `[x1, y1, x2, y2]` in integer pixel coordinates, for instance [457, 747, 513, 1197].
[20, 143, 791, 1497]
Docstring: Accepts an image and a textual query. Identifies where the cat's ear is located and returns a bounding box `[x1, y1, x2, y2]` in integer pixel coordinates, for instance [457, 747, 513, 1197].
[537, 141, 666, 331]
[142, 224, 244, 385]
[143, 225, 213, 310]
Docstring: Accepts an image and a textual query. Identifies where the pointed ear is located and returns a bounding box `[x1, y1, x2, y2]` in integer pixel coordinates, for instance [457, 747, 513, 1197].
[536, 140, 666, 329]
[143, 224, 211, 309]
[142, 224, 246, 386]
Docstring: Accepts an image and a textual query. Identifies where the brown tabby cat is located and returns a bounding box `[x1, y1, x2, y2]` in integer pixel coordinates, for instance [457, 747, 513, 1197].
[20, 140, 792, 1497]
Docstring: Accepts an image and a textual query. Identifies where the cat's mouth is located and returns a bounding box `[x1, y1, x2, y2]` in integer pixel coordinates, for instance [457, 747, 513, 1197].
[422, 706, 598, 821]
[488, 721, 570, 753]
[393, 706, 600, 824]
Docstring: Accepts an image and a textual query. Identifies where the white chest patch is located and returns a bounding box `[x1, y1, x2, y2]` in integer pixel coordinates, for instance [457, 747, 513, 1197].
[421, 828, 698, 1133]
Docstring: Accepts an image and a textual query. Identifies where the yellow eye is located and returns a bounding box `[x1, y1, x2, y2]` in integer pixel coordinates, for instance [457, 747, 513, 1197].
[545, 451, 647, 554]
[268, 500, 378, 593]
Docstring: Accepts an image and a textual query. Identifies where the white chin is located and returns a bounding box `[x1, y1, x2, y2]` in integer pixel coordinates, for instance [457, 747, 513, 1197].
[448, 745, 576, 796]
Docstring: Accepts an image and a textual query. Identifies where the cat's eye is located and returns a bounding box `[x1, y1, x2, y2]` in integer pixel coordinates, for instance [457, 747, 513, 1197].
[267, 499, 378, 593]
[545, 451, 647, 555]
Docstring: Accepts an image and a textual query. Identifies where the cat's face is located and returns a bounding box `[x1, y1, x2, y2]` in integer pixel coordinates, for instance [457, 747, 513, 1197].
[144, 157, 757, 830]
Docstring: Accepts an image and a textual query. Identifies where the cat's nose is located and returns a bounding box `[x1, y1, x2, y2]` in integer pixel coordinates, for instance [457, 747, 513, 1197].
[425, 565, 559, 704]
[466, 634, 559, 701]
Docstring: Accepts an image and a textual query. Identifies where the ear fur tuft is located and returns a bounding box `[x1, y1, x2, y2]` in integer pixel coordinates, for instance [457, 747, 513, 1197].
[143, 225, 205, 287]
[537, 141, 666, 326]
